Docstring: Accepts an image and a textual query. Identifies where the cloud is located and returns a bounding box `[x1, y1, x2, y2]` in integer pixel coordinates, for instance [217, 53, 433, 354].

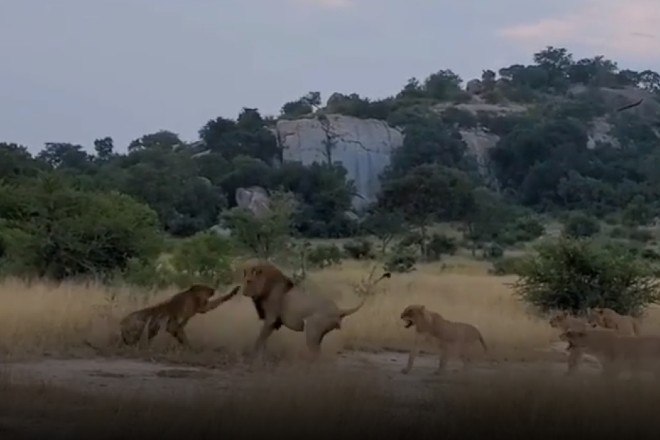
[291, 0, 353, 9]
[497, 0, 659, 59]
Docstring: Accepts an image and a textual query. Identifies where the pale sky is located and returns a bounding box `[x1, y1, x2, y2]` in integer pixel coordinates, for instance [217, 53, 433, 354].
[1, 0, 658, 153]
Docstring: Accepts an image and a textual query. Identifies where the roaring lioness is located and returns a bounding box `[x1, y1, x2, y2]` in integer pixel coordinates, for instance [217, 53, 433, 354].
[240, 260, 385, 356]
[587, 307, 641, 336]
[120, 284, 240, 347]
[560, 328, 660, 377]
[400, 305, 487, 374]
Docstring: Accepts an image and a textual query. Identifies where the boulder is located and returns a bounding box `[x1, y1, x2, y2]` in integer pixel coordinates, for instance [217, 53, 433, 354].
[275, 114, 404, 211]
[235, 186, 271, 218]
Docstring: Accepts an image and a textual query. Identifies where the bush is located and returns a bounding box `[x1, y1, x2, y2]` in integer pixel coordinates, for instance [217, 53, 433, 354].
[506, 217, 545, 243]
[343, 239, 374, 260]
[167, 232, 234, 287]
[426, 234, 458, 260]
[641, 248, 660, 261]
[489, 256, 525, 275]
[307, 244, 343, 268]
[628, 228, 654, 243]
[384, 248, 417, 273]
[561, 212, 600, 239]
[483, 243, 504, 259]
[0, 178, 163, 281]
[514, 238, 660, 316]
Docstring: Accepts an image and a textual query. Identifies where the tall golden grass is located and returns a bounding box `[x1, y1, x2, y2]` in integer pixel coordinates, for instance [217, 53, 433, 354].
[1, 258, 660, 361]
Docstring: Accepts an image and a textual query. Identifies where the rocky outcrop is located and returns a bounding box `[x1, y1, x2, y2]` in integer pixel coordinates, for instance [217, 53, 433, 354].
[459, 128, 500, 184]
[235, 186, 271, 218]
[275, 114, 404, 211]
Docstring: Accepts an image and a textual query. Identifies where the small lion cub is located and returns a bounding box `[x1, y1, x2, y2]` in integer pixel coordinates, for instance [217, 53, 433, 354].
[400, 305, 487, 374]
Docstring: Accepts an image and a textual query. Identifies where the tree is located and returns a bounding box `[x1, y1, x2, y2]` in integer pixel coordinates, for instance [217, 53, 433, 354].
[280, 91, 322, 118]
[94, 137, 114, 160]
[561, 212, 600, 239]
[379, 164, 474, 258]
[461, 187, 514, 255]
[514, 238, 660, 316]
[37, 143, 92, 170]
[361, 209, 405, 255]
[128, 130, 182, 152]
[423, 69, 463, 100]
[639, 70, 660, 93]
[0, 143, 46, 181]
[223, 190, 296, 258]
[386, 116, 469, 178]
[0, 175, 162, 280]
[199, 110, 279, 163]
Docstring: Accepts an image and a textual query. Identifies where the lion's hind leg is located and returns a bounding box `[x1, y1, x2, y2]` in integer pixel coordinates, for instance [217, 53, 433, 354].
[166, 316, 191, 347]
[304, 316, 339, 357]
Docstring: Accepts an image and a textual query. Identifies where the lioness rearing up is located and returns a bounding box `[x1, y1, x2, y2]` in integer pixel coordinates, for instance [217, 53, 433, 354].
[400, 305, 487, 374]
[120, 284, 240, 347]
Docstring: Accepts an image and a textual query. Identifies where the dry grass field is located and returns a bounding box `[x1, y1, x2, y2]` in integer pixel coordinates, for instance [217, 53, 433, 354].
[3, 257, 660, 438]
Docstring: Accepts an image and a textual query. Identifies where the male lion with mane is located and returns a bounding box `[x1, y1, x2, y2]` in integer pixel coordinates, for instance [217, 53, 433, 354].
[587, 307, 641, 336]
[239, 260, 382, 357]
[560, 328, 660, 377]
[400, 304, 487, 374]
[120, 284, 240, 347]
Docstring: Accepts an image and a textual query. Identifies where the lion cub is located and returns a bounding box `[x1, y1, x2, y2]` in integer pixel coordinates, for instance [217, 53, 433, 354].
[560, 328, 660, 377]
[587, 307, 641, 336]
[400, 305, 487, 374]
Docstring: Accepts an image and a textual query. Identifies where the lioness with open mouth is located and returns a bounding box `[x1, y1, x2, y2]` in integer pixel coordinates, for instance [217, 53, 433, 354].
[400, 304, 487, 374]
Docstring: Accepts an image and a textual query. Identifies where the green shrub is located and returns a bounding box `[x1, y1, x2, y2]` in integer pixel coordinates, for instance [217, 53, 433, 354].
[0, 178, 163, 281]
[343, 238, 374, 260]
[426, 234, 458, 260]
[514, 238, 660, 316]
[628, 228, 654, 243]
[561, 212, 600, 239]
[167, 232, 234, 287]
[489, 256, 525, 276]
[307, 244, 343, 268]
[483, 243, 504, 259]
[384, 248, 417, 273]
[641, 248, 660, 261]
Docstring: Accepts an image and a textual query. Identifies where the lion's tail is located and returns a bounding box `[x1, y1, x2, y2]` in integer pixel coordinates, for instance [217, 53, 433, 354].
[633, 318, 642, 336]
[339, 298, 366, 319]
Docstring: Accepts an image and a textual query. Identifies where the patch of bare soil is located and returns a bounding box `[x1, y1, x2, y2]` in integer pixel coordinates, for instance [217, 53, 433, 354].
[4, 345, 601, 405]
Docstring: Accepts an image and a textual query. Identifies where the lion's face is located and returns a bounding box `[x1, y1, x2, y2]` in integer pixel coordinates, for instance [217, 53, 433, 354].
[400, 305, 424, 329]
[242, 266, 267, 298]
[587, 308, 605, 328]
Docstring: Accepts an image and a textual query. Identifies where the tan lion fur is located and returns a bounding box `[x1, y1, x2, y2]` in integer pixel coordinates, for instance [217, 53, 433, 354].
[548, 310, 588, 332]
[240, 260, 377, 356]
[560, 328, 660, 377]
[399, 304, 487, 374]
[120, 284, 240, 347]
[587, 307, 641, 336]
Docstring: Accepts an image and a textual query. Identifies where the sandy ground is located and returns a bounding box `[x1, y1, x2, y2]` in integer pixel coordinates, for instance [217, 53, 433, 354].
[3, 345, 602, 406]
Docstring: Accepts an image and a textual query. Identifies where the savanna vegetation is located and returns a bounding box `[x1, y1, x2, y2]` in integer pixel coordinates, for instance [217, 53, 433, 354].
[2, 46, 660, 316]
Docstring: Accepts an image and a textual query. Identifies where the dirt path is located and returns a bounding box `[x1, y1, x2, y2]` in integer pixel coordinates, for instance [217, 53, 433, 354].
[4, 348, 601, 404]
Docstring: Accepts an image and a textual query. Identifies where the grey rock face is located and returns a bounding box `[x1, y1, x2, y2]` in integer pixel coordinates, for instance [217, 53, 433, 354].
[235, 186, 271, 218]
[276, 114, 404, 211]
